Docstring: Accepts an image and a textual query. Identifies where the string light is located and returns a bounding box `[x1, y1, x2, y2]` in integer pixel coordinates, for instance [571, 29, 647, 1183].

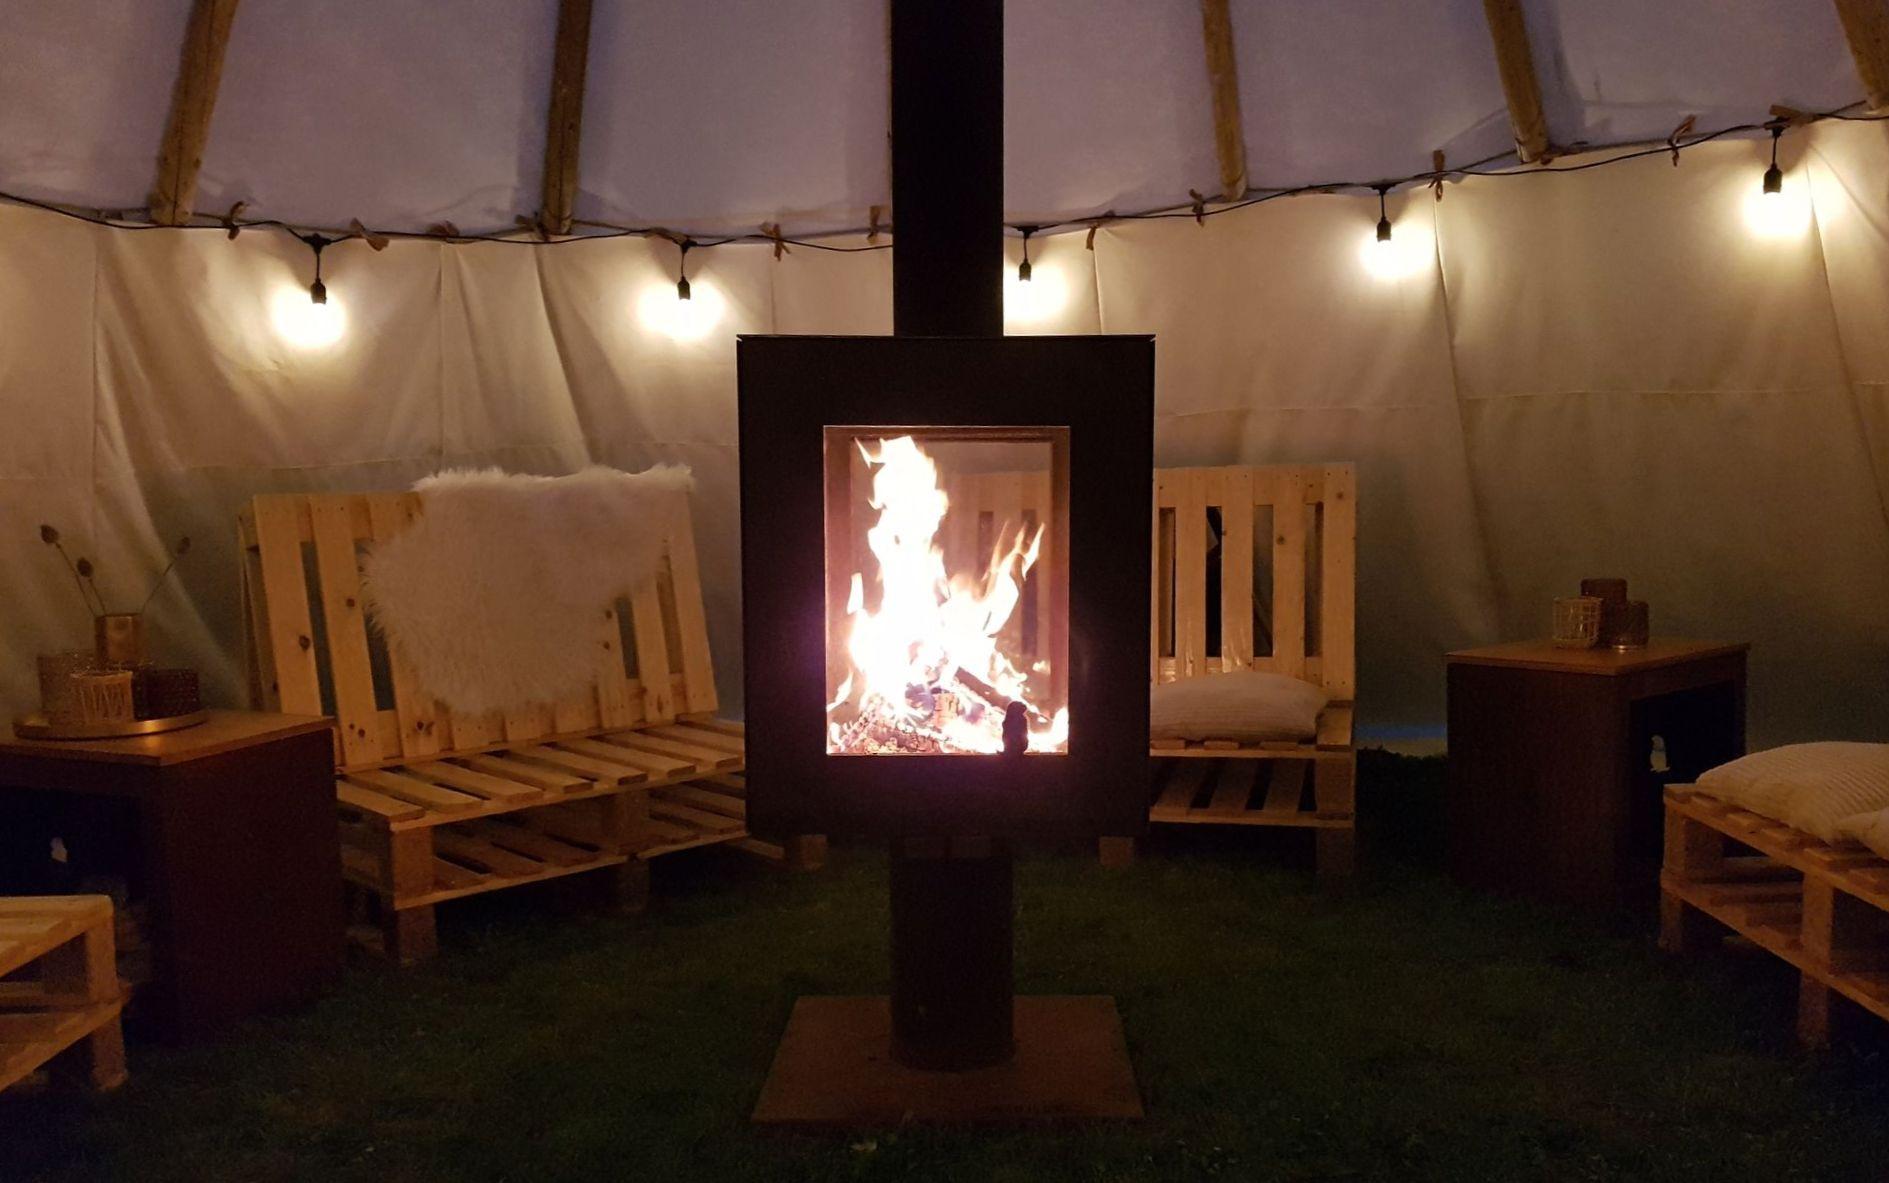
[299, 232, 333, 304]
[272, 232, 346, 348]
[1762, 124, 1784, 198]
[1017, 225, 1036, 283]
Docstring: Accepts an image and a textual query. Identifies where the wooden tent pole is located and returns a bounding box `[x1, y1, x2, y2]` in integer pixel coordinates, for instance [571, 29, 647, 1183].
[1198, 0, 1248, 202]
[1479, 0, 1551, 164]
[540, 0, 596, 236]
[1832, 0, 1889, 113]
[148, 0, 243, 226]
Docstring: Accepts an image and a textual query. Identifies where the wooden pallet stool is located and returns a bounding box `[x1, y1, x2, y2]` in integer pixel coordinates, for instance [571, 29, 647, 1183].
[1120, 464, 1358, 882]
[1661, 786, 1889, 1047]
[0, 895, 127, 1093]
[240, 488, 810, 964]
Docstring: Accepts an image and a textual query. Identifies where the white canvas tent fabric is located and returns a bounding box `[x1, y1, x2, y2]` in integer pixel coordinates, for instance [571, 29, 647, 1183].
[2, 123, 1885, 746]
[0, 0, 1865, 235]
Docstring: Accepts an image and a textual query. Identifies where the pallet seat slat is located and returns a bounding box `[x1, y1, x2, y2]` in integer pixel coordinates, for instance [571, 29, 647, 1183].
[344, 770, 481, 814]
[460, 754, 590, 794]
[406, 761, 545, 803]
[606, 731, 742, 771]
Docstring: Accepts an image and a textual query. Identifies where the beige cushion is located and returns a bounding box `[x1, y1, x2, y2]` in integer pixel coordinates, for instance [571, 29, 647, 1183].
[1838, 808, 1889, 860]
[1149, 670, 1329, 744]
[1696, 742, 1889, 843]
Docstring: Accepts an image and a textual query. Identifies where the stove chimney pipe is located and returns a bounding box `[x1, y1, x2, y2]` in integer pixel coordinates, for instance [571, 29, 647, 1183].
[890, 0, 1004, 337]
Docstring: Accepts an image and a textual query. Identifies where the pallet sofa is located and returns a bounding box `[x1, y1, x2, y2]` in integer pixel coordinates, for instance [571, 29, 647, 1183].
[1661, 786, 1889, 1047]
[954, 463, 1358, 881]
[1131, 464, 1358, 882]
[0, 895, 126, 1094]
[239, 489, 810, 964]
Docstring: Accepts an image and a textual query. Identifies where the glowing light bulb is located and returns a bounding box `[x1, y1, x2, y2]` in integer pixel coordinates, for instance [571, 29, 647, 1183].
[271, 285, 346, 349]
[1004, 260, 1068, 325]
[639, 279, 724, 341]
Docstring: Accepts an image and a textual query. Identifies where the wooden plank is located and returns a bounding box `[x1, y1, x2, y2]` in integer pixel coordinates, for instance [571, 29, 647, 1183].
[649, 724, 745, 756]
[1271, 469, 1307, 680]
[1319, 464, 1357, 700]
[658, 783, 746, 820]
[1214, 468, 1254, 671]
[630, 581, 677, 724]
[344, 770, 479, 814]
[250, 496, 323, 717]
[589, 736, 697, 778]
[539, 0, 595, 235]
[514, 744, 643, 787]
[665, 500, 721, 715]
[1315, 703, 1354, 750]
[148, 0, 243, 224]
[430, 858, 489, 892]
[364, 493, 443, 759]
[335, 782, 425, 824]
[1150, 761, 1213, 821]
[607, 730, 740, 771]
[1833, 0, 1889, 112]
[1261, 761, 1308, 814]
[594, 601, 640, 730]
[308, 495, 383, 767]
[679, 717, 743, 737]
[1198, 0, 1247, 201]
[462, 754, 590, 793]
[1480, 0, 1551, 163]
[406, 761, 544, 803]
[433, 831, 544, 879]
[462, 820, 594, 867]
[649, 797, 745, 834]
[1203, 762, 1259, 818]
[1170, 470, 1209, 680]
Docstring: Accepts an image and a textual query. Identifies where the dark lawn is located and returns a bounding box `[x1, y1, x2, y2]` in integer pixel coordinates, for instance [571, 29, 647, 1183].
[4, 754, 1886, 1182]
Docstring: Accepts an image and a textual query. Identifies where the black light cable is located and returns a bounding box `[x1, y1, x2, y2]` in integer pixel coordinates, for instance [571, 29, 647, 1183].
[1017, 225, 1036, 282]
[1373, 184, 1392, 242]
[676, 238, 694, 300]
[298, 232, 333, 304]
[1763, 123, 1784, 196]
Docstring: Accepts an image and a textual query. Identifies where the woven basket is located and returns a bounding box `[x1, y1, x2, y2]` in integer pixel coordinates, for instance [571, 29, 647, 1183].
[70, 670, 135, 725]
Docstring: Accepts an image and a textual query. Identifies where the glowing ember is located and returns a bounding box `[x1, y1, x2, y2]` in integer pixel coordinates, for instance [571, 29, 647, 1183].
[828, 435, 1068, 755]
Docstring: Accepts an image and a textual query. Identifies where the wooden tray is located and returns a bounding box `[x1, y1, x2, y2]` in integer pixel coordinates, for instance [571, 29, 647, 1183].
[13, 710, 208, 741]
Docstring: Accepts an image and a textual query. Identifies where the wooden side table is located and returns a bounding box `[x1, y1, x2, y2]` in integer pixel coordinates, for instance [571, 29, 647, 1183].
[0, 711, 342, 1038]
[1447, 639, 1747, 910]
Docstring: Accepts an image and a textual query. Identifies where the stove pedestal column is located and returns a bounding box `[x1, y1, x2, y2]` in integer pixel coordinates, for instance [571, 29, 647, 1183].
[889, 837, 1014, 1070]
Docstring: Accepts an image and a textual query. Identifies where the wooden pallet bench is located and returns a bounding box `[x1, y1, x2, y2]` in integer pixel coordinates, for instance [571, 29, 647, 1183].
[1661, 786, 1889, 1047]
[1133, 464, 1358, 881]
[0, 896, 126, 1094]
[240, 489, 807, 964]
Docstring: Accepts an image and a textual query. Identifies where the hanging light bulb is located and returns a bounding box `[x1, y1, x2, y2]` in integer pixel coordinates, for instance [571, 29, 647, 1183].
[1762, 124, 1783, 198]
[1017, 225, 1036, 283]
[273, 232, 346, 349]
[1373, 184, 1392, 243]
[676, 238, 694, 301]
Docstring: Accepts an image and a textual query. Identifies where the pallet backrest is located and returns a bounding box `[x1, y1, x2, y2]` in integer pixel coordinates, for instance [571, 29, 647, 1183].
[1152, 464, 1355, 699]
[238, 489, 719, 772]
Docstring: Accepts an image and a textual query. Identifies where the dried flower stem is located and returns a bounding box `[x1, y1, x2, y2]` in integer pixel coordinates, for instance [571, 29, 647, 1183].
[43, 532, 105, 616]
[137, 536, 192, 613]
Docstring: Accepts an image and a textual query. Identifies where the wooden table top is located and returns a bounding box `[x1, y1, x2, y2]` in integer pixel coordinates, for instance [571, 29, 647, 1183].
[0, 710, 333, 767]
[1446, 638, 1748, 677]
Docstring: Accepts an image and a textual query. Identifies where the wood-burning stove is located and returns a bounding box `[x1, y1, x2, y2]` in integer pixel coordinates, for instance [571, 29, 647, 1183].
[742, 0, 1153, 1120]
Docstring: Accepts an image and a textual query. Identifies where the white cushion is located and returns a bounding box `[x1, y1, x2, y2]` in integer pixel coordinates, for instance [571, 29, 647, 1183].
[1696, 742, 1889, 843]
[1149, 670, 1329, 744]
[1838, 808, 1889, 860]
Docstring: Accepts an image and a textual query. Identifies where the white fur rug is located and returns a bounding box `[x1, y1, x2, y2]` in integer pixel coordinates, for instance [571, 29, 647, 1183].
[363, 464, 693, 715]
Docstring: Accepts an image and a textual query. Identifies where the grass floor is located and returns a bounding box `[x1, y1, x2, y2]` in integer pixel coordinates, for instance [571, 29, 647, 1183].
[4, 754, 1888, 1182]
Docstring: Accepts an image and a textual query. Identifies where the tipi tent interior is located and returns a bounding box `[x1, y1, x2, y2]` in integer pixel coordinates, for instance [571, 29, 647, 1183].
[2, 0, 1888, 1177]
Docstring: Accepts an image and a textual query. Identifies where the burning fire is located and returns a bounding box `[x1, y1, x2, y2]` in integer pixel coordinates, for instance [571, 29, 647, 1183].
[828, 435, 1068, 755]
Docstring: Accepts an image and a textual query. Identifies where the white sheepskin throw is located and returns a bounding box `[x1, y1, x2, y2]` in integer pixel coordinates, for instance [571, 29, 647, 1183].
[363, 464, 693, 715]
